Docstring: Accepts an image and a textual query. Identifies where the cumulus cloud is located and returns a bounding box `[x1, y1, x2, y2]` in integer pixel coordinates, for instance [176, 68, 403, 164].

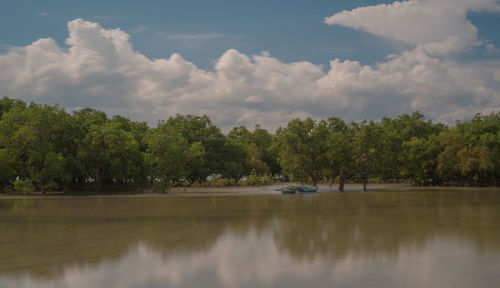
[325, 0, 500, 53]
[0, 12, 499, 131]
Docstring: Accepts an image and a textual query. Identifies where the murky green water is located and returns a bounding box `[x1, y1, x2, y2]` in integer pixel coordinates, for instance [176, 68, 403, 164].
[1, 189, 500, 288]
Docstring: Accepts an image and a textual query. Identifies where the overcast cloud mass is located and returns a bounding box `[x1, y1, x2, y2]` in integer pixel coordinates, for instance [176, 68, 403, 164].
[1, 0, 499, 130]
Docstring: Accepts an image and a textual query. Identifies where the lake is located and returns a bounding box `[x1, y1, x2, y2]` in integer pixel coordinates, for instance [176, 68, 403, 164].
[1, 187, 500, 287]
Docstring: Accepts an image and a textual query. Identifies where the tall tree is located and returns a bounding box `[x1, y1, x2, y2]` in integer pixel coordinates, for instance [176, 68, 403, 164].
[275, 118, 329, 186]
[145, 128, 204, 190]
[0, 97, 15, 119]
[160, 115, 225, 182]
[77, 121, 143, 191]
[219, 141, 247, 184]
[0, 148, 15, 190]
[326, 117, 355, 191]
[352, 120, 384, 191]
[227, 125, 273, 178]
[0, 103, 74, 193]
[402, 136, 441, 186]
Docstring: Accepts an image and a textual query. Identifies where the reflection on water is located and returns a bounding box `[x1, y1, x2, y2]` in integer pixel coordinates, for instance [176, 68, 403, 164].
[1, 190, 500, 287]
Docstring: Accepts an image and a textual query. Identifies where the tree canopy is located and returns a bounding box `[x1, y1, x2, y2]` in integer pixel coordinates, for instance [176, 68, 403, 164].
[0, 97, 498, 193]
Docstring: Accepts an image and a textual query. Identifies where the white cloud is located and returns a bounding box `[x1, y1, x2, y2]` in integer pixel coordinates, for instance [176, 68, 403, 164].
[325, 0, 500, 53]
[0, 16, 499, 131]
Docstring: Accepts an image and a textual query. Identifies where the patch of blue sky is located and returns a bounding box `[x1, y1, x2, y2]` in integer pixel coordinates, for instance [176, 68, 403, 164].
[0, 0, 409, 69]
[0, 0, 498, 70]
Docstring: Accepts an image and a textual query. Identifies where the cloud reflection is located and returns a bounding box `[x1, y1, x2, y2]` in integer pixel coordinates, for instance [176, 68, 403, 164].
[1, 230, 499, 288]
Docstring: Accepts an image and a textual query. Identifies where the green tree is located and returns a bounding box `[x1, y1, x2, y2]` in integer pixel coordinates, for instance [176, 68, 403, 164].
[437, 132, 464, 183]
[227, 125, 273, 179]
[252, 125, 280, 177]
[325, 117, 355, 191]
[246, 143, 270, 176]
[77, 121, 143, 191]
[0, 103, 74, 193]
[219, 141, 247, 184]
[160, 115, 224, 183]
[0, 148, 16, 190]
[379, 112, 445, 181]
[402, 136, 441, 186]
[456, 112, 500, 185]
[457, 145, 494, 185]
[227, 126, 252, 145]
[352, 120, 384, 191]
[0, 97, 15, 119]
[275, 118, 329, 186]
[145, 128, 204, 190]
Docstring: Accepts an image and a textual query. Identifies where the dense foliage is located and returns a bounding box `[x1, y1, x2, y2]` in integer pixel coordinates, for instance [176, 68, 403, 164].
[0, 97, 498, 193]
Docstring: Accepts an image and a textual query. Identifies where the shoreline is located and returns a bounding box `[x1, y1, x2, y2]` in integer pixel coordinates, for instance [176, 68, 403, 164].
[1, 183, 499, 199]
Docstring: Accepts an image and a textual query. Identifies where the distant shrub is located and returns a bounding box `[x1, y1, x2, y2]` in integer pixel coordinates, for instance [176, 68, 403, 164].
[368, 177, 383, 184]
[209, 174, 218, 186]
[191, 181, 202, 187]
[246, 170, 260, 186]
[44, 181, 60, 191]
[216, 178, 231, 187]
[261, 175, 272, 185]
[152, 180, 171, 193]
[13, 180, 35, 193]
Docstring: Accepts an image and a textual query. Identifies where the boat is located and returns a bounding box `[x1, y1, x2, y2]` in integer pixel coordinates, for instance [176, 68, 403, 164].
[277, 185, 318, 194]
[301, 185, 318, 193]
[280, 188, 297, 194]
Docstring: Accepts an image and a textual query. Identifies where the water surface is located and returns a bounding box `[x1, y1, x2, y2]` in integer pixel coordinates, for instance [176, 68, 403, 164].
[1, 189, 499, 287]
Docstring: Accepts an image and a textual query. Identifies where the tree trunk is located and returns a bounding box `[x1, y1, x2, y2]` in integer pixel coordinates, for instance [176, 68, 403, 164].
[40, 182, 45, 195]
[97, 169, 104, 193]
[95, 163, 107, 192]
[97, 179, 102, 192]
[338, 172, 345, 192]
[362, 172, 367, 191]
[311, 174, 318, 187]
[233, 176, 241, 186]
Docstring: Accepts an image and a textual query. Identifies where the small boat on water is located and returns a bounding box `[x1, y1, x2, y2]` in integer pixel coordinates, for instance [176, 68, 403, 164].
[277, 185, 318, 194]
[301, 185, 318, 193]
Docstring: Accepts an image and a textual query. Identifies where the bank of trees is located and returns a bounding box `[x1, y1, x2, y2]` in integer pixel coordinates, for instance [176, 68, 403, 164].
[0, 97, 498, 193]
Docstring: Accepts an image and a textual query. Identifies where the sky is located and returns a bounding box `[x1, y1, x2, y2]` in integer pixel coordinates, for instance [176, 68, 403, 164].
[1, 0, 499, 131]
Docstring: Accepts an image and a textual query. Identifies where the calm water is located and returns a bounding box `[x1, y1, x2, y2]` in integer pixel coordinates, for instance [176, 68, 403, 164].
[1, 189, 500, 288]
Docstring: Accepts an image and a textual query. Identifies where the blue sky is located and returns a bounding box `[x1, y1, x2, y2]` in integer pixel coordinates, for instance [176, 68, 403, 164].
[1, 0, 499, 130]
[1, 0, 409, 69]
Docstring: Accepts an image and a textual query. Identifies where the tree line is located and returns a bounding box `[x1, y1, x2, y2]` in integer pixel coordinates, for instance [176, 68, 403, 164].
[0, 97, 499, 193]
